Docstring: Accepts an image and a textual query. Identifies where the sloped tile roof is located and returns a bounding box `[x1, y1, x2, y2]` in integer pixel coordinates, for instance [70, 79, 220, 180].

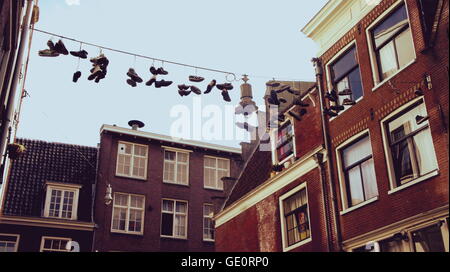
[2, 139, 97, 221]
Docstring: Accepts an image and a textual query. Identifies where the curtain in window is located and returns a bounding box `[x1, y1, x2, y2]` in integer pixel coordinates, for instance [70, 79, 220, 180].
[379, 42, 397, 79]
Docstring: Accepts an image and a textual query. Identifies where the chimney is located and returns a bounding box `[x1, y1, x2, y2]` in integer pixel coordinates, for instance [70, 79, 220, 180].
[128, 120, 145, 131]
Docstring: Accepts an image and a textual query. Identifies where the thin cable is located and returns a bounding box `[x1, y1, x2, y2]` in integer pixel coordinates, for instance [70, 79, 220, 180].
[32, 28, 237, 77]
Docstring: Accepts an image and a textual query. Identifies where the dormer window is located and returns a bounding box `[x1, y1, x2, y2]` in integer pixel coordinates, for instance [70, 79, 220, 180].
[43, 182, 81, 220]
[271, 119, 296, 165]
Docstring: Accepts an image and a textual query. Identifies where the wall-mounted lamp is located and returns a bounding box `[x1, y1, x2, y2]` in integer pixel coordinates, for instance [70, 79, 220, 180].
[104, 184, 113, 205]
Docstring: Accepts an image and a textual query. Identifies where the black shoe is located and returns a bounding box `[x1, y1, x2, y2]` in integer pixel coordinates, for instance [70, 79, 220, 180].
[268, 90, 283, 106]
[276, 85, 291, 94]
[415, 115, 429, 125]
[54, 40, 69, 55]
[47, 40, 56, 50]
[189, 76, 204, 83]
[330, 105, 345, 111]
[38, 49, 60, 57]
[88, 66, 102, 81]
[204, 80, 216, 94]
[127, 68, 143, 83]
[288, 111, 302, 121]
[217, 83, 234, 91]
[155, 80, 173, 88]
[178, 89, 192, 97]
[146, 75, 157, 86]
[342, 98, 356, 106]
[338, 88, 352, 96]
[156, 67, 168, 75]
[178, 84, 190, 90]
[150, 66, 158, 75]
[72, 71, 82, 83]
[70, 50, 88, 59]
[127, 79, 137, 87]
[91, 54, 109, 66]
[324, 108, 338, 117]
[221, 91, 231, 102]
[190, 86, 202, 95]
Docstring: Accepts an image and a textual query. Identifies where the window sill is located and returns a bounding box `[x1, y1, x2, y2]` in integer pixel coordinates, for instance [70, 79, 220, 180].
[203, 239, 215, 243]
[388, 170, 439, 195]
[163, 181, 190, 187]
[340, 197, 378, 216]
[115, 174, 147, 181]
[372, 59, 416, 92]
[276, 154, 295, 166]
[329, 96, 364, 122]
[160, 235, 188, 241]
[283, 237, 312, 252]
[110, 230, 144, 236]
[204, 186, 224, 192]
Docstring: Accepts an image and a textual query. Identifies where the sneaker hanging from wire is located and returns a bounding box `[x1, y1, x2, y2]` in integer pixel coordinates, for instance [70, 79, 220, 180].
[70, 50, 88, 59]
[155, 80, 173, 88]
[72, 71, 82, 83]
[190, 86, 202, 95]
[221, 90, 231, 102]
[146, 75, 157, 86]
[204, 80, 216, 94]
[127, 68, 143, 83]
[54, 39, 69, 55]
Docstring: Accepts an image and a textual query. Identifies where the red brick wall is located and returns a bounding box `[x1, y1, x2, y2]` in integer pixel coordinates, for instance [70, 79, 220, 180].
[318, 0, 449, 242]
[93, 131, 242, 252]
[216, 168, 330, 252]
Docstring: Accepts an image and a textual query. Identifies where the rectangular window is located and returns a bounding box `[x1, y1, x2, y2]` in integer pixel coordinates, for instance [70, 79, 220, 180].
[274, 120, 295, 164]
[40, 237, 71, 252]
[281, 188, 310, 248]
[330, 46, 363, 106]
[204, 157, 230, 190]
[412, 224, 447, 252]
[111, 193, 145, 235]
[371, 3, 415, 81]
[384, 100, 438, 188]
[0, 234, 19, 252]
[203, 204, 215, 241]
[163, 150, 189, 185]
[161, 199, 188, 239]
[116, 142, 148, 179]
[44, 184, 80, 220]
[340, 135, 378, 207]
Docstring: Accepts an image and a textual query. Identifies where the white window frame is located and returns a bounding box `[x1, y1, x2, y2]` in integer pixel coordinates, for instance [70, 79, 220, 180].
[270, 116, 297, 166]
[160, 199, 188, 239]
[43, 182, 81, 220]
[380, 97, 439, 195]
[115, 141, 148, 180]
[366, 0, 417, 90]
[163, 147, 190, 186]
[0, 234, 20, 252]
[203, 156, 230, 190]
[335, 129, 379, 214]
[325, 41, 365, 119]
[40, 236, 72, 252]
[279, 183, 312, 252]
[203, 203, 215, 242]
[110, 192, 145, 235]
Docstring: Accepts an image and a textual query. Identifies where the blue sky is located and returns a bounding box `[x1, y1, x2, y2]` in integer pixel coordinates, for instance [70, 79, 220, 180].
[16, 0, 327, 148]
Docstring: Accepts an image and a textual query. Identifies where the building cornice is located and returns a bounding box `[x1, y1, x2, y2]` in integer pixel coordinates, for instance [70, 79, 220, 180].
[215, 146, 326, 227]
[101, 125, 241, 155]
[0, 215, 96, 231]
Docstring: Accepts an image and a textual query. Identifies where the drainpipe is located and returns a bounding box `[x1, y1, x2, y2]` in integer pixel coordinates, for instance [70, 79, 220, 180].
[0, 0, 34, 176]
[312, 57, 343, 252]
[314, 152, 331, 252]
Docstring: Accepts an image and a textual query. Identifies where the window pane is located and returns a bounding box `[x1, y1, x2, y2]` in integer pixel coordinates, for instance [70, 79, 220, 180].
[391, 126, 414, 183]
[177, 164, 188, 184]
[204, 157, 216, 168]
[373, 4, 408, 48]
[413, 224, 446, 252]
[161, 213, 174, 236]
[379, 41, 398, 79]
[165, 151, 176, 161]
[177, 152, 188, 163]
[176, 202, 187, 214]
[348, 167, 364, 206]
[380, 238, 404, 252]
[174, 215, 186, 237]
[348, 68, 363, 101]
[164, 161, 175, 182]
[413, 129, 438, 176]
[331, 47, 358, 80]
[343, 136, 372, 167]
[162, 200, 174, 212]
[395, 28, 415, 68]
[361, 159, 378, 200]
[337, 77, 351, 105]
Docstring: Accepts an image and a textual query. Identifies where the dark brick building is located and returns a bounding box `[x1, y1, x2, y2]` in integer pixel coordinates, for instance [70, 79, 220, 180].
[0, 138, 97, 252]
[302, 0, 449, 251]
[93, 122, 242, 252]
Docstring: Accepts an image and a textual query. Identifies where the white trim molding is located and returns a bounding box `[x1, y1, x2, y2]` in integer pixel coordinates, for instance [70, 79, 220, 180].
[215, 146, 326, 228]
[0, 215, 95, 231]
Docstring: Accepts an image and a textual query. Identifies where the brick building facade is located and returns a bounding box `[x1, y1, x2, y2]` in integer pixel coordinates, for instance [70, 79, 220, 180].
[93, 122, 242, 252]
[302, 0, 449, 251]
